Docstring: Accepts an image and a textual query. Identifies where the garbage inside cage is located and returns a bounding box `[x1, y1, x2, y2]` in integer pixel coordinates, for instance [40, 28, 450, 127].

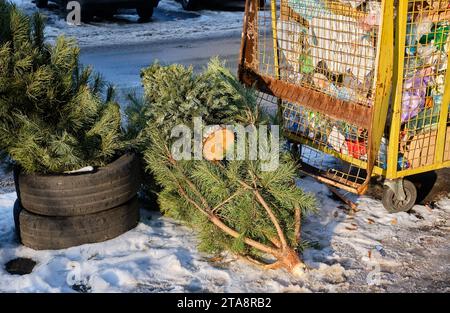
[275, 0, 382, 106]
[282, 0, 449, 164]
[240, 0, 450, 192]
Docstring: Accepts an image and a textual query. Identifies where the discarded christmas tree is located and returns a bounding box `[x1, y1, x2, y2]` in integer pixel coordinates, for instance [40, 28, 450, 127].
[131, 59, 316, 275]
[0, 1, 126, 173]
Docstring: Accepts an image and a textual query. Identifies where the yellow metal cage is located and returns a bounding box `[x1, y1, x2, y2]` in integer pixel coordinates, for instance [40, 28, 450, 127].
[238, 0, 450, 212]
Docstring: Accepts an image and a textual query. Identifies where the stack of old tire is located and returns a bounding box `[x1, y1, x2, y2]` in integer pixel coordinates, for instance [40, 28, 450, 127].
[13, 153, 141, 250]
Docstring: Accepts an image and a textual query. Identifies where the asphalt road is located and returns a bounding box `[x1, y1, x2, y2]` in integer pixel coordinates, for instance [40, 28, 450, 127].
[79, 34, 242, 91]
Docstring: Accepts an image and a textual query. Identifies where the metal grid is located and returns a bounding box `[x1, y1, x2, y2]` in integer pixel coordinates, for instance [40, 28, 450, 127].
[257, 91, 370, 190]
[258, 0, 382, 107]
[282, 101, 371, 188]
[396, 0, 450, 171]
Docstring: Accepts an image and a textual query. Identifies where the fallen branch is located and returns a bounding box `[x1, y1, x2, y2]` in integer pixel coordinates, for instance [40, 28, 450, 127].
[329, 186, 358, 211]
[176, 173, 305, 276]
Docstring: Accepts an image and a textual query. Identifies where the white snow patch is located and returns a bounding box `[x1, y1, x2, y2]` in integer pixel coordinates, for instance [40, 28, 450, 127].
[1, 177, 449, 293]
[0, 193, 305, 293]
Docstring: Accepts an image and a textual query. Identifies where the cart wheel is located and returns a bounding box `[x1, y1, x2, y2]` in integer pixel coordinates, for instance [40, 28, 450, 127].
[382, 179, 417, 213]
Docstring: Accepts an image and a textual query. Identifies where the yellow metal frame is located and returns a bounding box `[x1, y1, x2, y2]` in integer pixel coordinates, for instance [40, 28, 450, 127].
[367, 0, 394, 177]
[270, 0, 280, 80]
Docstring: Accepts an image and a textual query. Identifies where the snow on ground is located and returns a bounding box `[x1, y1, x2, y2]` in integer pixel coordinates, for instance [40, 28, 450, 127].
[3, 0, 449, 293]
[0, 192, 307, 293]
[1, 176, 449, 293]
[11, 0, 245, 47]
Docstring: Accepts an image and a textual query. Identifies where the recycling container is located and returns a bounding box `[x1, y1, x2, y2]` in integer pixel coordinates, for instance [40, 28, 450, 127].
[238, 0, 450, 212]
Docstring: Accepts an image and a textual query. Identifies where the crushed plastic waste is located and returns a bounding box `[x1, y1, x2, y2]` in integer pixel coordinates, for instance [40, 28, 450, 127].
[287, 0, 327, 21]
[278, 0, 378, 104]
[401, 1, 448, 143]
[375, 245, 387, 257]
[309, 12, 375, 84]
[328, 126, 348, 154]
[280, 0, 448, 169]
[346, 140, 367, 159]
[419, 24, 450, 51]
[401, 67, 435, 123]
[359, 1, 382, 31]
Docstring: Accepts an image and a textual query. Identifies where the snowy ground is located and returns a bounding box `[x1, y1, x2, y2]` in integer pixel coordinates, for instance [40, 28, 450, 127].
[1, 176, 449, 293]
[11, 0, 245, 47]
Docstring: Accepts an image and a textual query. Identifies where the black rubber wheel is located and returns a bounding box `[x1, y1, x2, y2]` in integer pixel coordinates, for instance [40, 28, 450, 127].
[97, 8, 117, 19]
[182, 0, 198, 11]
[35, 0, 48, 8]
[259, 0, 266, 8]
[81, 9, 94, 23]
[136, 4, 154, 22]
[17, 197, 140, 250]
[17, 153, 141, 217]
[382, 180, 417, 213]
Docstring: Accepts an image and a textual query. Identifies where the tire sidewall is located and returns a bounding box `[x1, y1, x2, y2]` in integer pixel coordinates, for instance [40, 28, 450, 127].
[17, 197, 140, 250]
[17, 153, 141, 217]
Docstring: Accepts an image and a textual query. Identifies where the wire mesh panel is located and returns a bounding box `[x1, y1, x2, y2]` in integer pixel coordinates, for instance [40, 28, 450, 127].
[239, 0, 393, 193]
[393, 0, 450, 172]
[266, 0, 381, 107]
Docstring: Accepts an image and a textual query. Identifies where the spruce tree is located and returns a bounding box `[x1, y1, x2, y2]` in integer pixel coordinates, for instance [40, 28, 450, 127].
[0, 0, 125, 174]
[131, 59, 316, 274]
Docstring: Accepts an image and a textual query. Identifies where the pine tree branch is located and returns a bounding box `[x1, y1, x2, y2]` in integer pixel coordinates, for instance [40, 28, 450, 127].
[177, 183, 278, 256]
[211, 190, 243, 213]
[249, 171, 289, 249]
[294, 206, 301, 244]
[217, 162, 290, 250]
[167, 156, 279, 256]
[166, 150, 212, 213]
[238, 254, 282, 271]
[176, 185, 210, 218]
[263, 261, 282, 270]
[265, 234, 281, 248]
[253, 187, 289, 250]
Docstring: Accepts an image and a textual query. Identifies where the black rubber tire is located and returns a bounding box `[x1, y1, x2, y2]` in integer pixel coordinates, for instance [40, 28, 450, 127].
[81, 8, 94, 23]
[182, 0, 198, 11]
[35, 0, 48, 8]
[17, 197, 140, 250]
[136, 4, 154, 22]
[259, 0, 266, 8]
[17, 153, 141, 217]
[382, 180, 417, 213]
[97, 8, 117, 19]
